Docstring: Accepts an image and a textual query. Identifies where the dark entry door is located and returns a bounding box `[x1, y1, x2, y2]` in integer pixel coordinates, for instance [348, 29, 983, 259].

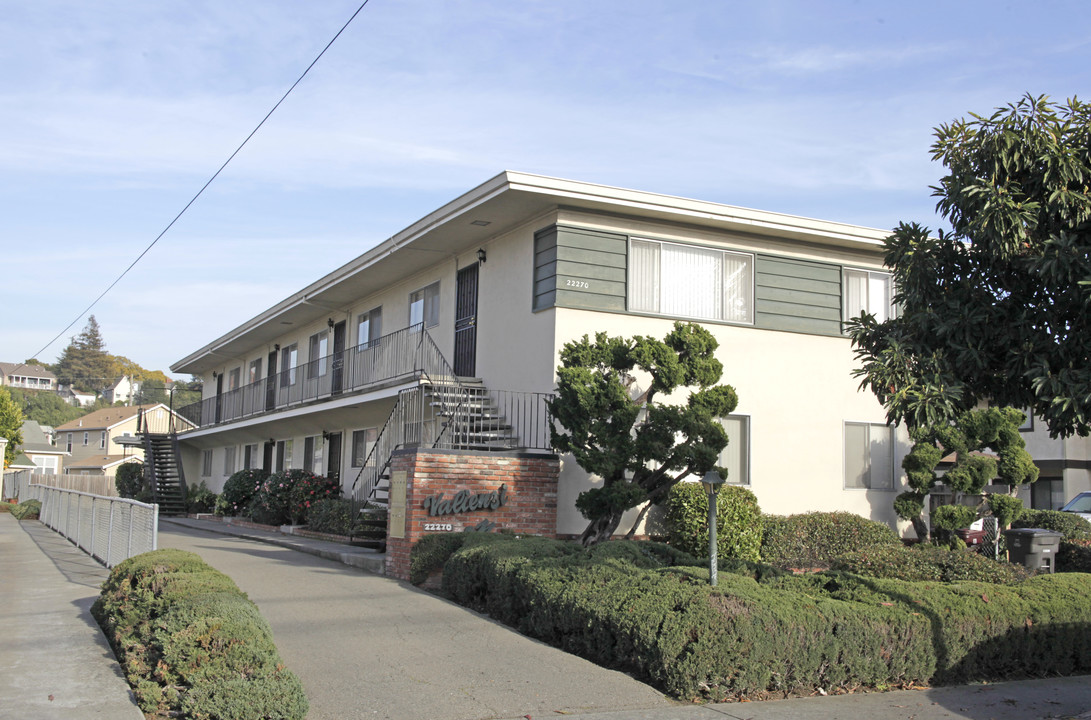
[215, 374, 224, 423]
[454, 263, 479, 377]
[326, 432, 342, 486]
[331, 321, 346, 395]
[265, 350, 278, 411]
[262, 440, 274, 473]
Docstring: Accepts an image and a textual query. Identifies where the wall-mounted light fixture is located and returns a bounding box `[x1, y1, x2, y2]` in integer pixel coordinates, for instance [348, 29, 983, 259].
[477, 248, 487, 264]
[322, 430, 331, 442]
[211, 370, 218, 379]
[327, 318, 335, 329]
[274, 344, 280, 351]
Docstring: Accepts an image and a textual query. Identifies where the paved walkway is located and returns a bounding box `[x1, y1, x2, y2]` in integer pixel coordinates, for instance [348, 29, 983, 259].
[3, 511, 1091, 720]
[0, 513, 143, 719]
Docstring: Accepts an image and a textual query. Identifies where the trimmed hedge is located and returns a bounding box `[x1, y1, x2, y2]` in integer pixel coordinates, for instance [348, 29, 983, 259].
[760, 511, 901, 568]
[1059, 538, 1091, 573]
[664, 483, 763, 562]
[831, 543, 1031, 584]
[92, 549, 307, 720]
[10, 499, 41, 520]
[439, 535, 1091, 701]
[1013, 509, 1091, 540]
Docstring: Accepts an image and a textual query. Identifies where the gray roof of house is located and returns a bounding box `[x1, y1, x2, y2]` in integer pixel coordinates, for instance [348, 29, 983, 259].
[0, 362, 56, 380]
[18, 420, 64, 454]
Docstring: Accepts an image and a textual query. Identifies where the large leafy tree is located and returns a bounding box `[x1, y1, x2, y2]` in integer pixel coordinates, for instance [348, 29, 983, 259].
[0, 388, 25, 468]
[549, 322, 738, 547]
[8, 388, 84, 428]
[847, 95, 1091, 438]
[54, 315, 117, 393]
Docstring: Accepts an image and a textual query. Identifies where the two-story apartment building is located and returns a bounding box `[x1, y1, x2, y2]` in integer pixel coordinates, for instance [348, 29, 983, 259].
[172, 172, 945, 537]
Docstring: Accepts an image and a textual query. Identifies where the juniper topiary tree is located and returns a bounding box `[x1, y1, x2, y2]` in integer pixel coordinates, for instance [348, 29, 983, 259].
[548, 322, 738, 547]
[895, 406, 1038, 540]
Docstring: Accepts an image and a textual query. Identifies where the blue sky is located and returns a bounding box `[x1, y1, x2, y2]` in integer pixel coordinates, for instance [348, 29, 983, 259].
[2, 0, 1087, 378]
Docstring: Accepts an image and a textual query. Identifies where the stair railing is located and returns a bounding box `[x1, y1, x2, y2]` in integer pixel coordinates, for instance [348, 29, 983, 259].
[348, 388, 430, 504]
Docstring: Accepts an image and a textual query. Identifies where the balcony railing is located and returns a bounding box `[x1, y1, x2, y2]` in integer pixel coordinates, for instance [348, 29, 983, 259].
[177, 325, 449, 430]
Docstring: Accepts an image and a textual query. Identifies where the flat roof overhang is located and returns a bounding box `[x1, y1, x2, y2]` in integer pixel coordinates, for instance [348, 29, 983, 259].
[172, 171, 890, 375]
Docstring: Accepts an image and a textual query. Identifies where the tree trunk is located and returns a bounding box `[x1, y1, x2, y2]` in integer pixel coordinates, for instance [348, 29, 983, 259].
[910, 514, 929, 543]
[579, 511, 624, 547]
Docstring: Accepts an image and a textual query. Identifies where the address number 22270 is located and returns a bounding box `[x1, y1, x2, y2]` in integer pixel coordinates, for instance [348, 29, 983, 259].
[565, 279, 589, 289]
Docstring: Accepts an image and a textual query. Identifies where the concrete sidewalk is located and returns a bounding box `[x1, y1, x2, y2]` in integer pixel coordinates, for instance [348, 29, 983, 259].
[0, 513, 143, 719]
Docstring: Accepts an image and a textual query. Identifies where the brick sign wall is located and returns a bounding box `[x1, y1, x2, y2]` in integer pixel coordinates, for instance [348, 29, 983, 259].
[384, 448, 560, 581]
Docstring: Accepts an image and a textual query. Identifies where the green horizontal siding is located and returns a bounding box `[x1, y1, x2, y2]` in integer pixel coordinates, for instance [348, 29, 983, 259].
[534, 225, 627, 312]
[755, 255, 843, 336]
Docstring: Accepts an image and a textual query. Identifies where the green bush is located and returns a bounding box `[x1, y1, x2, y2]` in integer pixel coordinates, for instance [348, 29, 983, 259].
[306, 498, 355, 536]
[218, 469, 269, 517]
[664, 483, 763, 562]
[0, 501, 13, 513]
[1058, 538, 1091, 573]
[987, 494, 1024, 528]
[930, 504, 979, 546]
[186, 481, 218, 514]
[410, 533, 469, 585]
[760, 511, 901, 568]
[831, 543, 1031, 584]
[10, 499, 41, 520]
[438, 534, 1091, 701]
[250, 470, 340, 526]
[115, 462, 149, 501]
[92, 550, 307, 720]
[1013, 509, 1091, 540]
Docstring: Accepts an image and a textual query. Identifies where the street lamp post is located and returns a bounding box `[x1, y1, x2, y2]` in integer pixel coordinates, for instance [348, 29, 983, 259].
[701, 469, 725, 586]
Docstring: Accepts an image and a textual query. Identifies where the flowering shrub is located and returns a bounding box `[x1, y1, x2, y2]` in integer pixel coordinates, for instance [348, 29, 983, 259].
[218, 469, 269, 517]
[250, 470, 341, 526]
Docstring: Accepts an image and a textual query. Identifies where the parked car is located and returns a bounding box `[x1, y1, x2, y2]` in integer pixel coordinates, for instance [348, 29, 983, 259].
[1060, 491, 1091, 522]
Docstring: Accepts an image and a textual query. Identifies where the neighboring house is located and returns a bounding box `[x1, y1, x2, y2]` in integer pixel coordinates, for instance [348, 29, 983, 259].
[103, 376, 141, 405]
[1015, 412, 1091, 510]
[172, 171, 938, 538]
[64, 455, 141, 477]
[0, 362, 56, 391]
[57, 385, 98, 407]
[16, 420, 68, 475]
[54, 404, 182, 468]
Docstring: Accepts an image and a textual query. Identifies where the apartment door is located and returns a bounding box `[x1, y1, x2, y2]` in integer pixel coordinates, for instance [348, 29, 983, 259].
[215, 374, 224, 423]
[262, 440, 274, 473]
[331, 321, 346, 395]
[326, 432, 342, 486]
[453, 263, 479, 377]
[265, 349, 278, 411]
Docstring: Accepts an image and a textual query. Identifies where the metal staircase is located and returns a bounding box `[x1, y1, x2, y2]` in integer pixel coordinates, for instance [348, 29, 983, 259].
[141, 432, 188, 516]
[346, 377, 526, 550]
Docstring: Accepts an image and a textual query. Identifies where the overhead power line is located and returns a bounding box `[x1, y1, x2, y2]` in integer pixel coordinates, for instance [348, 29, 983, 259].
[28, 0, 372, 364]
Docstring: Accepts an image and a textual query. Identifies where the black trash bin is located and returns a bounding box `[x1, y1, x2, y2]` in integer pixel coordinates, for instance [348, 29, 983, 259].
[1002, 528, 1063, 573]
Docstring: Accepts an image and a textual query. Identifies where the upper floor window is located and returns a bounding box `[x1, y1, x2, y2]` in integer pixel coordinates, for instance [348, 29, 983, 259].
[629, 239, 754, 324]
[227, 367, 240, 392]
[66, 433, 73, 452]
[843, 269, 894, 323]
[308, 331, 329, 379]
[248, 358, 263, 386]
[280, 344, 298, 387]
[83, 431, 89, 446]
[357, 307, 382, 349]
[844, 421, 894, 490]
[409, 282, 440, 329]
[99, 431, 106, 449]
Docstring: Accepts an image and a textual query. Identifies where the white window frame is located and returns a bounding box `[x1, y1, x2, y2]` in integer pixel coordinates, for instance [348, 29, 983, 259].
[357, 307, 382, 349]
[308, 331, 329, 379]
[843, 421, 895, 490]
[843, 268, 894, 324]
[83, 431, 89, 446]
[227, 367, 241, 392]
[280, 344, 298, 387]
[201, 449, 213, 478]
[628, 237, 755, 324]
[409, 282, 440, 329]
[351, 428, 378, 468]
[717, 414, 751, 485]
[248, 358, 263, 386]
[223, 446, 236, 476]
[99, 431, 106, 449]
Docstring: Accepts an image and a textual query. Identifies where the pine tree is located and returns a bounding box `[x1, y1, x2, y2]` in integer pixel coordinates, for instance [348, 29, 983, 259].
[54, 315, 116, 393]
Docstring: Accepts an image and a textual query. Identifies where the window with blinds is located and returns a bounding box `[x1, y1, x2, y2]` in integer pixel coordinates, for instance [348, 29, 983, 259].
[630, 238, 753, 323]
[843, 269, 894, 323]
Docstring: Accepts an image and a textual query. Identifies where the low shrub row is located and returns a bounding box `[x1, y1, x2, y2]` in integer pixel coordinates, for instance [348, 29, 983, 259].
[434, 534, 1091, 701]
[92, 549, 307, 720]
[1013, 509, 1091, 540]
[217, 468, 340, 526]
[831, 543, 1032, 584]
[760, 511, 902, 568]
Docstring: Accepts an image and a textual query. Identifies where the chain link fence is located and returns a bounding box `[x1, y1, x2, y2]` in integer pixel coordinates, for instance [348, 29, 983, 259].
[7, 472, 159, 568]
